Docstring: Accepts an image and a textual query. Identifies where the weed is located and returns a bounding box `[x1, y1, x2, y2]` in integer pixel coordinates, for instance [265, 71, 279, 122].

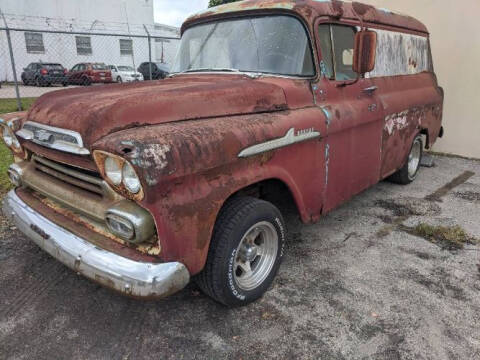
[409, 223, 477, 250]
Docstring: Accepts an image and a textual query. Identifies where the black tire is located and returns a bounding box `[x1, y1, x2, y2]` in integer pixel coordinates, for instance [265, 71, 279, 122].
[82, 77, 91, 86]
[22, 76, 28, 86]
[389, 134, 423, 185]
[35, 77, 41, 87]
[195, 196, 286, 307]
[62, 82, 68, 87]
[117, 76, 123, 83]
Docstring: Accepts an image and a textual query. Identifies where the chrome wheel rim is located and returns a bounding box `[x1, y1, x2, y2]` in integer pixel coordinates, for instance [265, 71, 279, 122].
[234, 222, 278, 291]
[408, 139, 422, 179]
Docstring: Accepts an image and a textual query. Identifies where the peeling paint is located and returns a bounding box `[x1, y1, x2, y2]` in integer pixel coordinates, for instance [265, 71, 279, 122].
[368, 29, 430, 78]
[135, 144, 171, 170]
[385, 110, 409, 135]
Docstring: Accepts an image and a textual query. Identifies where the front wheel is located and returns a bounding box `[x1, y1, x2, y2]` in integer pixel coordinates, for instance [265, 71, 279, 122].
[195, 197, 286, 307]
[82, 77, 91, 86]
[117, 76, 122, 83]
[389, 134, 423, 185]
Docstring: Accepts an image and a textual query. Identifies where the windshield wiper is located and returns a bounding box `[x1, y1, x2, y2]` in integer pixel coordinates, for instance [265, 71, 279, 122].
[183, 68, 241, 73]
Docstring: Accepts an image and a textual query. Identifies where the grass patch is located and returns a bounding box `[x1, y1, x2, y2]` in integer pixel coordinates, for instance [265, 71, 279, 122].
[0, 97, 36, 114]
[0, 141, 13, 194]
[0, 98, 37, 195]
[410, 223, 478, 250]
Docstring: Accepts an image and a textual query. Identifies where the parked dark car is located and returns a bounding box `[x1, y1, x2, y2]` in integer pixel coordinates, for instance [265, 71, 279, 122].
[68, 63, 113, 86]
[137, 62, 169, 80]
[21, 63, 68, 87]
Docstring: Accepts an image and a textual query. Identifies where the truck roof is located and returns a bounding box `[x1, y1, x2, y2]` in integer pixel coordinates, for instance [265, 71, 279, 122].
[183, 0, 428, 35]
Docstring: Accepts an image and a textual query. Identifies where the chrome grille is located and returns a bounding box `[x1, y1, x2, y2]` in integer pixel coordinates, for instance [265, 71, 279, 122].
[32, 155, 104, 197]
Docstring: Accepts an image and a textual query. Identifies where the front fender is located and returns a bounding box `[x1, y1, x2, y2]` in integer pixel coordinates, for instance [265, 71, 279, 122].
[93, 108, 327, 274]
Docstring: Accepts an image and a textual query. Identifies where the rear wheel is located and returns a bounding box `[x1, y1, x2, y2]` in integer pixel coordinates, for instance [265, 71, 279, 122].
[35, 77, 41, 87]
[195, 197, 285, 307]
[389, 134, 423, 185]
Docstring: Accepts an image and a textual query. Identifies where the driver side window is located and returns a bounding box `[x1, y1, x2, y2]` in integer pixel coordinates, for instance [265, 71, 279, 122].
[318, 24, 357, 81]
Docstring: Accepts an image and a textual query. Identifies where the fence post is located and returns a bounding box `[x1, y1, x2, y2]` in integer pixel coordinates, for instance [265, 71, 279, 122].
[143, 25, 153, 81]
[1, 10, 22, 111]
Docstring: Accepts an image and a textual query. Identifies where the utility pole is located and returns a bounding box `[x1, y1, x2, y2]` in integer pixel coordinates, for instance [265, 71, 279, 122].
[1, 9, 22, 110]
[143, 24, 152, 80]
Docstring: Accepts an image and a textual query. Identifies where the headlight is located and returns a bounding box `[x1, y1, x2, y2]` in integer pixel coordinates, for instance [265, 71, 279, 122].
[93, 150, 144, 200]
[1, 125, 21, 150]
[3, 126, 13, 147]
[122, 162, 141, 194]
[105, 157, 122, 185]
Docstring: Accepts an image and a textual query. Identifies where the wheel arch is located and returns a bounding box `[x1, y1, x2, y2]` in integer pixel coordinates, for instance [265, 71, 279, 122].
[219, 177, 302, 222]
[419, 127, 430, 149]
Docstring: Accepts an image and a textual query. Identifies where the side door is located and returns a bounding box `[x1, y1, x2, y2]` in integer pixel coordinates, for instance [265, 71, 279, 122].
[69, 64, 80, 83]
[109, 65, 117, 78]
[31, 63, 41, 81]
[313, 23, 384, 213]
[24, 63, 33, 82]
[151, 63, 159, 79]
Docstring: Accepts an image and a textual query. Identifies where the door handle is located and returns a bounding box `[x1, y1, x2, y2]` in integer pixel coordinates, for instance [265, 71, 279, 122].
[363, 86, 378, 93]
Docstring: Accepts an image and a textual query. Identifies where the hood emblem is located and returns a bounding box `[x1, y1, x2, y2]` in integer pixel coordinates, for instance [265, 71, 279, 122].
[16, 121, 90, 155]
[238, 127, 321, 158]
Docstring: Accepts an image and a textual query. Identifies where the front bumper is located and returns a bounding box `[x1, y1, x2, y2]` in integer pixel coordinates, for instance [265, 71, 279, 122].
[124, 76, 143, 82]
[2, 190, 190, 298]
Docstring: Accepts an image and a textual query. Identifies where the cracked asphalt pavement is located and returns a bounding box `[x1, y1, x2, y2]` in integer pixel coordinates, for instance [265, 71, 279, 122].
[1, 155, 479, 360]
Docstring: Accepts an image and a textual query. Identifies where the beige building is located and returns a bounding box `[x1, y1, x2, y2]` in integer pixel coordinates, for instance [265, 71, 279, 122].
[361, 0, 480, 158]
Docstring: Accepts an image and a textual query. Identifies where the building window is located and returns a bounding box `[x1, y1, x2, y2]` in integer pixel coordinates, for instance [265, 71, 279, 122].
[76, 36, 92, 55]
[120, 39, 133, 55]
[25, 32, 45, 53]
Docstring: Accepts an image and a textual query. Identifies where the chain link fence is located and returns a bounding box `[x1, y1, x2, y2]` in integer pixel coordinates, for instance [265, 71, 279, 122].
[0, 22, 180, 110]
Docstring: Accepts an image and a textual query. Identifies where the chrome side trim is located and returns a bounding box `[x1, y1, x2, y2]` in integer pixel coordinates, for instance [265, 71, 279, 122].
[2, 190, 190, 299]
[238, 127, 321, 158]
[16, 121, 90, 155]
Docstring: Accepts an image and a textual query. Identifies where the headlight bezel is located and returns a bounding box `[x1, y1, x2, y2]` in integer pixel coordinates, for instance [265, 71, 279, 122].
[1, 123, 22, 153]
[93, 150, 144, 201]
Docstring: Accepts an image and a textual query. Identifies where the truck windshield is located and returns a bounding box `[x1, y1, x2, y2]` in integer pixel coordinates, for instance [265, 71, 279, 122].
[172, 15, 314, 77]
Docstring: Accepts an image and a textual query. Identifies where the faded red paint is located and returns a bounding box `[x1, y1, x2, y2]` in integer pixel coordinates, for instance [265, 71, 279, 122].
[9, 0, 443, 275]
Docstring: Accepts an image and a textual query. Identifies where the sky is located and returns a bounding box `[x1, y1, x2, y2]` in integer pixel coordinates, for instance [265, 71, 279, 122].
[154, 0, 210, 27]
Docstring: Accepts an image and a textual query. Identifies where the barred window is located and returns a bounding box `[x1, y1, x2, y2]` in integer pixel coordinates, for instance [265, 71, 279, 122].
[25, 32, 45, 53]
[120, 39, 133, 55]
[76, 36, 92, 55]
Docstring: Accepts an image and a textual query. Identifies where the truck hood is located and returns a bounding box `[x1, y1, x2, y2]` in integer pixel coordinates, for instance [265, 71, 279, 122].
[26, 74, 288, 147]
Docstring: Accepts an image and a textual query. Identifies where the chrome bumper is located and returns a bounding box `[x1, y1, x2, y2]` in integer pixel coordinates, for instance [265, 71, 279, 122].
[2, 190, 190, 298]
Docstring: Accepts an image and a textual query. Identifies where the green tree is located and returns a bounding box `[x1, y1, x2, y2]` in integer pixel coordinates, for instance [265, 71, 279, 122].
[208, 0, 240, 7]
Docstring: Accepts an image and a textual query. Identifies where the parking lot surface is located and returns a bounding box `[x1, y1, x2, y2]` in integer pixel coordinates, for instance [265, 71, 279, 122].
[0, 84, 79, 98]
[1, 155, 479, 360]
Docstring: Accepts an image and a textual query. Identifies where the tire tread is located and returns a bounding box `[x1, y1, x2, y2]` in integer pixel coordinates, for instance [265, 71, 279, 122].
[195, 196, 280, 305]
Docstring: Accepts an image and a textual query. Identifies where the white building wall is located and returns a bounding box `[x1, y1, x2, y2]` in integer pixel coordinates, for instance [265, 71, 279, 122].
[0, 0, 154, 27]
[0, 0, 180, 82]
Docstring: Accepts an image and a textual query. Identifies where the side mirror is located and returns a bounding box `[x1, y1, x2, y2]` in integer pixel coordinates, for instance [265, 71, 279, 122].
[353, 30, 377, 74]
